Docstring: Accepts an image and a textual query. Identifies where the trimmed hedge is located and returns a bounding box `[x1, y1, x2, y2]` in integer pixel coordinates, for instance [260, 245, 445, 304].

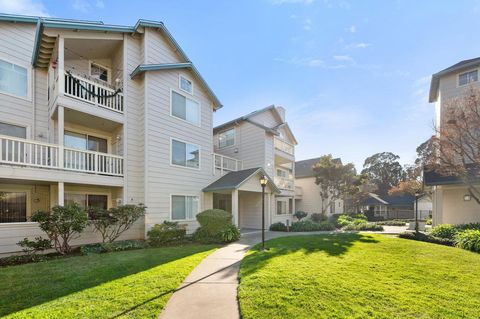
[196, 209, 233, 235]
[80, 240, 148, 255]
[376, 220, 408, 226]
[430, 224, 458, 240]
[343, 222, 384, 231]
[270, 222, 288, 232]
[399, 232, 456, 247]
[291, 220, 336, 232]
[147, 221, 186, 246]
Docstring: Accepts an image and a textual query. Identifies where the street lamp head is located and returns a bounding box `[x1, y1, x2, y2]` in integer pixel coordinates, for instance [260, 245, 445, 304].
[260, 175, 268, 186]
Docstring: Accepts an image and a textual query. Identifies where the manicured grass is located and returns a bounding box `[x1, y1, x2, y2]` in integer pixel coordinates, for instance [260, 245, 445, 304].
[0, 244, 216, 318]
[239, 234, 480, 319]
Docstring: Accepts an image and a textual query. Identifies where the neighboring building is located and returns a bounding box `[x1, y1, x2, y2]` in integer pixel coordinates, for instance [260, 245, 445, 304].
[294, 157, 344, 216]
[361, 193, 415, 220]
[414, 194, 433, 220]
[0, 14, 283, 254]
[210, 105, 297, 228]
[426, 57, 480, 225]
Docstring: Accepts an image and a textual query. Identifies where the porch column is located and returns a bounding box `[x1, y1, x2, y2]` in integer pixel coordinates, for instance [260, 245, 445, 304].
[266, 192, 272, 228]
[231, 189, 239, 227]
[58, 182, 64, 206]
[58, 105, 64, 168]
[58, 36, 65, 97]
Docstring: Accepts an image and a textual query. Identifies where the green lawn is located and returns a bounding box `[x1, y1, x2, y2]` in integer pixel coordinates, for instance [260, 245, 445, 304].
[239, 234, 480, 319]
[0, 244, 216, 319]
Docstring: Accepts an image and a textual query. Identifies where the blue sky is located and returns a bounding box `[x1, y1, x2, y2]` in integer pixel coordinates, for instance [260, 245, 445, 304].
[1, 0, 479, 170]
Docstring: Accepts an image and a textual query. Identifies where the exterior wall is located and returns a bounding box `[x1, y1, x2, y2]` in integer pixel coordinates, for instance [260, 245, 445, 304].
[295, 177, 343, 216]
[437, 185, 480, 225]
[143, 28, 217, 233]
[238, 191, 262, 229]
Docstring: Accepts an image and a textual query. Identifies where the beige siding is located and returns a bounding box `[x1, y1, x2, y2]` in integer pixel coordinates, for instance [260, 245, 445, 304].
[295, 177, 323, 214]
[437, 185, 480, 225]
[239, 192, 262, 229]
[249, 108, 282, 127]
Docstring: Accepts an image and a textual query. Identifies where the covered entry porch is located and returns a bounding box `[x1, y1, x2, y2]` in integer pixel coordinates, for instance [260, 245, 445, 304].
[203, 168, 279, 230]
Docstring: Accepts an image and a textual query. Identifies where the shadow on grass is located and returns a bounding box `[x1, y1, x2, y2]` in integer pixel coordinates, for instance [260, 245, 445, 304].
[241, 233, 379, 277]
[0, 244, 216, 317]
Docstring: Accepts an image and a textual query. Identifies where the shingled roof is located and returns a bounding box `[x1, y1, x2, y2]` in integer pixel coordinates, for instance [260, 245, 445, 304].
[203, 167, 279, 193]
[294, 157, 342, 178]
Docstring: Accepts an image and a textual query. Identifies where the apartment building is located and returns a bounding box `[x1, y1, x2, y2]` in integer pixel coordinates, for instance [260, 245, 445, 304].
[0, 13, 260, 254]
[210, 106, 297, 228]
[426, 57, 480, 225]
[294, 157, 344, 216]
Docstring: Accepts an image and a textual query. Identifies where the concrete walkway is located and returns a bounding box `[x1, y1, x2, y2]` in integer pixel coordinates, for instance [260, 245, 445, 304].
[158, 228, 406, 319]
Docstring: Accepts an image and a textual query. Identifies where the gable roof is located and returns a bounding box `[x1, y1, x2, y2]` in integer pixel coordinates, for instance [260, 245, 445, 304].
[213, 105, 297, 144]
[429, 57, 480, 102]
[294, 157, 342, 178]
[0, 13, 222, 109]
[203, 167, 279, 193]
[363, 193, 415, 206]
[424, 164, 480, 186]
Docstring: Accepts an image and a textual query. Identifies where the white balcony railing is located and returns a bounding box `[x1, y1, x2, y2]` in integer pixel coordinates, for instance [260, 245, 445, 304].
[274, 137, 294, 156]
[63, 71, 124, 113]
[275, 176, 294, 190]
[213, 153, 242, 175]
[0, 135, 123, 177]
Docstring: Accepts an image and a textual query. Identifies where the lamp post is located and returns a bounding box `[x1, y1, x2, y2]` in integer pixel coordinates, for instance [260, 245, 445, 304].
[260, 175, 268, 251]
[414, 192, 419, 235]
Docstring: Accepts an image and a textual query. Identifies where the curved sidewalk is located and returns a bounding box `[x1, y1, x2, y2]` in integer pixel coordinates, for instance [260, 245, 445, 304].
[158, 230, 334, 319]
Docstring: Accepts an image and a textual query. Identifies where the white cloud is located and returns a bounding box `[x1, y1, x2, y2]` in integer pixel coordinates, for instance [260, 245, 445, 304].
[303, 18, 312, 31]
[0, 0, 49, 16]
[345, 42, 372, 49]
[269, 0, 314, 4]
[333, 55, 354, 62]
[275, 57, 324, 67]
[346, 25, 356, 33]
[73, 0, 90, 12]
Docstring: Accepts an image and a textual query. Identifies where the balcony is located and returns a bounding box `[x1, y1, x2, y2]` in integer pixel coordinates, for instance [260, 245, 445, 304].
[274, 137, 295, 164]
[0, 135, 123, 177]
[274, 176, 294, 191]
[213, 153, 243, 176]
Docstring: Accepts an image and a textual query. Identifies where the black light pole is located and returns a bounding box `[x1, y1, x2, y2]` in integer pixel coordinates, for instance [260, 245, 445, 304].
[260, 175, 268, 251]
[415, 193, 419, 235]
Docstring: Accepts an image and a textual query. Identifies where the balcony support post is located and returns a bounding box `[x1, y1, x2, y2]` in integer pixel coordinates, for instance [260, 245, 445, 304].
[231, 189, 239, 226]
[58, 106, 64, 169]
[58, 36, 65, 97]
[58, 181, 64, 207]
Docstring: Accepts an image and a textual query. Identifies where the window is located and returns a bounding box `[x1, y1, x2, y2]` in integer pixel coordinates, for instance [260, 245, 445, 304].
[459, 70, 478, 86]
[0, 122, 26, 138]
[179, 75, 193, 94]
[171, 139, 200, 169]
[276, 169, 288, 178]
[0, 59, 28, 98]
[171, 91, 200, 125]
[171, 195, 199, 220]
[64, 131, 107, 153]
[65, 193, 108, 219]
[0, 192, 27, 223]
[90, 62, 109, 83]
[218, 128, 235, 148]
[276, 200, 287, 215]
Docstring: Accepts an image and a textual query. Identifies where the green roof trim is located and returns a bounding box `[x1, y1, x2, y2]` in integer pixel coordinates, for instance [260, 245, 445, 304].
[131, 63, 223, 109]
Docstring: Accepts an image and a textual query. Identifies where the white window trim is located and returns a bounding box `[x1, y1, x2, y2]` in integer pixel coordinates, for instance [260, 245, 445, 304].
[218, 127, 236, 149]
[64, 125, 112, 154]
[457, 68, 479, 87]
[64, 191, 111, 209]
[0, 55, 32, 101]
[0, 185, 32, 224]
[169, 193, 200, 222]
[170, 89, 201, 127]
[89, 61, 111, 85]
[276, 198, 289, 215]
[169, 137, 201, 170]
[178, 74, 194, 95]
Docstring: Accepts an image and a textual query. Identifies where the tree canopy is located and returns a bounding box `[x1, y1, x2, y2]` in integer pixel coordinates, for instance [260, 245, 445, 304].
[361, 152, 405, 195]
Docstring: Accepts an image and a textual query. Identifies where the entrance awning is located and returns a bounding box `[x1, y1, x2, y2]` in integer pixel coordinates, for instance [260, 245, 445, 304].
[203, 167, 280, 193]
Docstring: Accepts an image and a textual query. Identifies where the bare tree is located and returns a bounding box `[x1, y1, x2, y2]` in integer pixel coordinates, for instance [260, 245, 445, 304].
[427, 87, 480, 204]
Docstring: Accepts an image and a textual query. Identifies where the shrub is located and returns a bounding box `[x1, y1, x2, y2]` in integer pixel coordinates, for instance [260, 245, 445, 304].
[336, 214, 367, 227]
[343, 222, 384, 231]
[17, 237, 52, 255]
[294, 211, 308, 221]
[430, 224, 458, 240]
[376, 220, 408, 226]
[0, 254, 50, 267]
[147, 221, 186, 246]
[192, 227, 218, 243]
[80, 240, 148, 255]
[456, 223, 480, 231]
[291, 220, 336, 232]
[399, 232, 456, 246]
[31, 203, 88, 254]
[89, 204, 146, 243]
[425, 218, 432, 225]
[311, 213, 327, 223]
[269, 222, 288, 232]
[196, 209, 232, 236]
[219, 224, 241, 243]
[455, 230, 480, 252]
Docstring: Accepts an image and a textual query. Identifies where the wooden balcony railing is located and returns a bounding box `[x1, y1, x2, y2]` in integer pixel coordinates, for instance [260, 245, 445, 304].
[274, 137, 294, 156]
[213, 153, 242, 175]
[274, 176, 294, 190]
[0, 135, 123, 177]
